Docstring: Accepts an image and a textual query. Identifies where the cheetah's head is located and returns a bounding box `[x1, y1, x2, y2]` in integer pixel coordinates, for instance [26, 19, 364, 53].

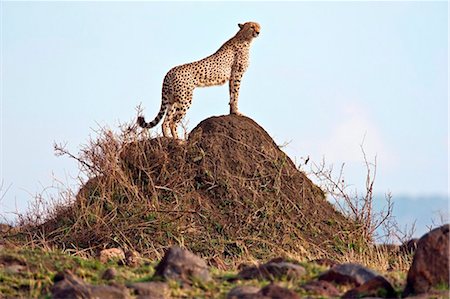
[237, 22, 260, 40]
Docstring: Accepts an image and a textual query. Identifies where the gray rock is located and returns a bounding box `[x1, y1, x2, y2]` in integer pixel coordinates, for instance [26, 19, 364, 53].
[301, 280, 340, 297]
[127, 281, 169, 299]
[238, 261, 305, 280]
[51, 270, 129, 299]
[259, 283, 300, 299]
[343, 275, 396, 298]
[153, 246, 210, 283]
[318, 263, 378, 286]
[404, 224, 450, 296]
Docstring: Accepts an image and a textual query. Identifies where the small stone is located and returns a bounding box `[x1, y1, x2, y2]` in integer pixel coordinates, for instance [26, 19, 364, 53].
[99, 248, 126, 264]
[343, 275, 396, 298]
[125, 250, 141, 267]
[301, 280, 340, 297]
[154, 246, 210, 283]
[102, 268, 118, 280]
[404, 224, 450, 296]
[127, 281, 169, 299]
[319, 263, 378, 286]
[227, 285, 261, 299]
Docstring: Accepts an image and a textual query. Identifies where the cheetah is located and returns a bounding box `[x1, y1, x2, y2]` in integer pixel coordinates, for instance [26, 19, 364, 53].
[137, 22, 260, 139]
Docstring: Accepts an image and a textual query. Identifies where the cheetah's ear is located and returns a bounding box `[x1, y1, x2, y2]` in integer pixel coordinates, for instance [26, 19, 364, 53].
[238, 23, 244, 29]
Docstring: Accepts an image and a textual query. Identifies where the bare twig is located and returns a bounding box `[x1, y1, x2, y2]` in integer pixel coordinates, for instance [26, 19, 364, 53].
[310, 143, 397, 243]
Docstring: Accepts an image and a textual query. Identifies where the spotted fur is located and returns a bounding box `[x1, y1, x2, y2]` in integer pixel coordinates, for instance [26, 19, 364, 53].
[137, 22, 260, 139]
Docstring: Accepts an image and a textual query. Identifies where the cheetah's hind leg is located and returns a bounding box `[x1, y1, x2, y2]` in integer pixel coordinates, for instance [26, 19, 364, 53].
[161, 105, 174, 138]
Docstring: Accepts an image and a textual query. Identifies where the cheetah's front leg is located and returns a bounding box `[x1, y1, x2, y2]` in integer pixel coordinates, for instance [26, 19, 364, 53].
[229, 71, 244, 115]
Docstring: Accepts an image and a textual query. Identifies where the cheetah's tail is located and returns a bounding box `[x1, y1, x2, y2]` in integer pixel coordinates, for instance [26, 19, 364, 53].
[137, 101, 167, 129]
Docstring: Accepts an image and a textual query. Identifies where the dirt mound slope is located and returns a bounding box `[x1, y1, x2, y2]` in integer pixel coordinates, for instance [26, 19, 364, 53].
[29, 115, 356, 261]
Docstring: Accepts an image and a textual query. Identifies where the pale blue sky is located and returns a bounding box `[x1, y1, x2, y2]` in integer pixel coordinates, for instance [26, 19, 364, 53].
[1, 2, 448, 233]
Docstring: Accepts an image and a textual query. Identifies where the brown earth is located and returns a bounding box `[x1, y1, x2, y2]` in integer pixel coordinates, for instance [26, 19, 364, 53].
[23, 115, 357, 262]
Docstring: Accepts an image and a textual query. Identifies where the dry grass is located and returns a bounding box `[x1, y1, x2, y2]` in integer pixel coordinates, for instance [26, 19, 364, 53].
[338, 246, 413, 273]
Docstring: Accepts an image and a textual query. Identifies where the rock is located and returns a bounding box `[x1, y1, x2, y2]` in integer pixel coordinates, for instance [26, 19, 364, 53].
[51, 270, 129, 299]
[237, 261, 306, 280]
[400, 238, 419, 255]
[102, 268, 118, 280]
[310, 258, 338, 268]
[125, 250, 141, 267]
[404, 224, 450, 296]
[259, 283, 300, 299]
[154, 246, 210, 283]
[51, 273, 86, 299]
[301, 280, 340, 297]
[319, 263, 378, 286]
[227, 286, 261, 299]
[127, 281, 169, 299]
[99, 248, 126, 263]
[343, 275, 396, 298]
